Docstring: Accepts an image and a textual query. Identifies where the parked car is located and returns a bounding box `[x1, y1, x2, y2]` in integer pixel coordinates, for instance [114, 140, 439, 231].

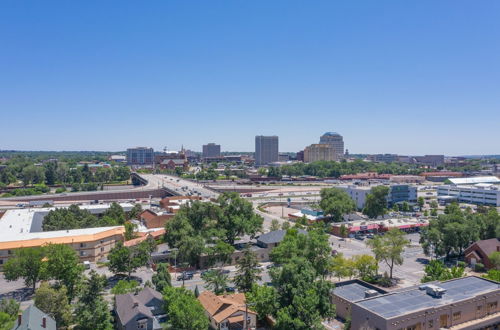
[225, 287, 236, 293]
[366, 234, 374, 239]
[177, 272, 194, 281]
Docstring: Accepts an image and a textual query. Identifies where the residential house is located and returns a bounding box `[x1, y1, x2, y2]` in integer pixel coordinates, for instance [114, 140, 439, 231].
[198, 291, 257, 330]
[256, 229, 307, 249]
[465, 238, 500, 269]
[12, 305, 56, 330]
[115, 287, 165, 330]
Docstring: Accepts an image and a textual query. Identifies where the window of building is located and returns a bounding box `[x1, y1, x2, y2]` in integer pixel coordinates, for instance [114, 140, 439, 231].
[0, 259, 3, 265]
[453, 312, 461, 321]
[100, 247, 104, 252]
[7, 250, 12, 255]
[477, 305, 482, 312]
[488, 301, 498, 313]
[80, 251, 86, 256]
[80, 243, 86, 248]
[428, 320, 433, 328]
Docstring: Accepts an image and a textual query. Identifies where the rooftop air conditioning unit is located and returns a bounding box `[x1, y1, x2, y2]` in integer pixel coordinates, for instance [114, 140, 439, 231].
[364, 290, 379, 298]
[425, 284, 446, 298]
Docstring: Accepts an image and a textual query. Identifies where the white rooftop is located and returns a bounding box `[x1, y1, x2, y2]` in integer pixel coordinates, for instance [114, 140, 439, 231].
[0, 203, 133, 243]
[448, 176, 500, 185]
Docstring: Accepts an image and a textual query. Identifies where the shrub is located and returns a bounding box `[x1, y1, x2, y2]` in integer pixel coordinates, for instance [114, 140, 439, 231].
[457, 261, 466, 268]
[55, 187, 66, 194]
[474, 263, 485, 272]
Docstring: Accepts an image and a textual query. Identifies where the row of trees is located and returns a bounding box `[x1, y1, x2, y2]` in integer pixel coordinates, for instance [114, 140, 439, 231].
[0, 158, 130, 188]
[164, 192, 263, 267]
[269, 159, 425, 178]
[43, 202, 142, 231]
[3, 243, 114, 329]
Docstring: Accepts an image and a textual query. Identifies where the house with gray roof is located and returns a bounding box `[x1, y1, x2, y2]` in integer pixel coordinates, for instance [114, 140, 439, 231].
[256, 229, 307, 248]
[115, 287, 165, 330]
[11, 305, 56, 330]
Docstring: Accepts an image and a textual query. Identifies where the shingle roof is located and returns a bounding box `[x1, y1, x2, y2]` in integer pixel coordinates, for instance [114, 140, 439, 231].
[12, 305, 56, 330]
[257, 229, 307, 245]
[115, 289, 159, 326]
[468, 238, 500, 258]
[198, 291, 255, 324]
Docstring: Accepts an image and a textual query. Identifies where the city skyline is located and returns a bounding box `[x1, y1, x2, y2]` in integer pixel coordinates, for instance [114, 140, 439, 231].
[1, 1, 500, 154]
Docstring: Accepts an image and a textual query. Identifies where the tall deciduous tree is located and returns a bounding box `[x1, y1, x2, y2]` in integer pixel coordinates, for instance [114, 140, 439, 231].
[108, 241, 149, 278]
[152, 263, 172, 293]
[34, 283, 73, 328]
[163, 287, 209, 330]
[3, 247, 47, 291]
[234, 246, 261, 292]
[363, 185, 390, 219]
[74, 270, 113, 330]
[319, 188, 356, 222]
[44, 243, 84, 300]
[367, 228, 409, 279]
[202, 270, 229, 295]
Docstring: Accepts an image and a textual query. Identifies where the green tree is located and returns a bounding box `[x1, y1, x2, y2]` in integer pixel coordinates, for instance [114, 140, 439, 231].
[418, 197, 425, 208]
[103, 202, 126, 224]
[34, 283, 72, 328]
[152, 263, 172, 293]
[205, 240, 235, 268]
[108, 241, 149, 278]
[367, 228, 409, 279]
[421, 260, 465, 283]
[202, 270, 229, 295]
[339, 224, 349, 239]
[124, 222, 138, 241]
[353, 254, 378, 281]
[362, 185, 389, 219]
[44, 244, 84, 300]
[319, 187, 356, 222]
[270, 219, 281, 231]
[0, 299, 19, 330]
[163, 286, 209, 330]
[245, 284, 277, 321]
[74, 271, 113, 330]
[217, 192, 264, 244]
[127, 203, 143, 220]
[3, 247, 47, 291]
[489, 251, 500, 270]
[271, 257, 335, 329]
[234, 246, 262, 292]
[111, 280, 139, 294]
[430, 200, 438, 209]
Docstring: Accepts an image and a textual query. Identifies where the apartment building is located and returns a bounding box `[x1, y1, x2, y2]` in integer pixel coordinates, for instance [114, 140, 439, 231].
[304, 143, 338, 162]
[350, 276, 500, 330]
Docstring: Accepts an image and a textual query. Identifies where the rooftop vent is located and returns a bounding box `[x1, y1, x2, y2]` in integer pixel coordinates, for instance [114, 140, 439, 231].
[364, 290, 379, 298]
[425, 284, 446, 298]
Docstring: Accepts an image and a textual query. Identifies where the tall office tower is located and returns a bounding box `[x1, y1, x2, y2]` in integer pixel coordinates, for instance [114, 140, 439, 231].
[255, 135, 279, 166]
[202, 143, 221, 158]
[319, 132, 344, 160]
[126, 147, 154, 165]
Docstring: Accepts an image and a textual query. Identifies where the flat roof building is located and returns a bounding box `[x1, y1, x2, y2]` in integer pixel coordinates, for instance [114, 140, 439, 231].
[202, 143, 221, 159]
[255, 135, 279, 166]
[351, 276, 500, 330]
[304, 143, 338, 162]
[127, 147, 154, 166]
[437, 184, 500, 206]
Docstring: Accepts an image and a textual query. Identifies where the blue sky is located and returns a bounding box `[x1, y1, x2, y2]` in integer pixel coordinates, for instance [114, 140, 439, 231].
[1, 1, 499, 155]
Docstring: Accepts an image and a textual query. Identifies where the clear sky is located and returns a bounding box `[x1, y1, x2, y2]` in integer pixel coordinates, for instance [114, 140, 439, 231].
[1, 1, 499, 155]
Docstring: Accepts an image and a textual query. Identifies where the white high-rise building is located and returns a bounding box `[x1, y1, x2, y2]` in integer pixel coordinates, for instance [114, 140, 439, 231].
[319, 132, 344, 159]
